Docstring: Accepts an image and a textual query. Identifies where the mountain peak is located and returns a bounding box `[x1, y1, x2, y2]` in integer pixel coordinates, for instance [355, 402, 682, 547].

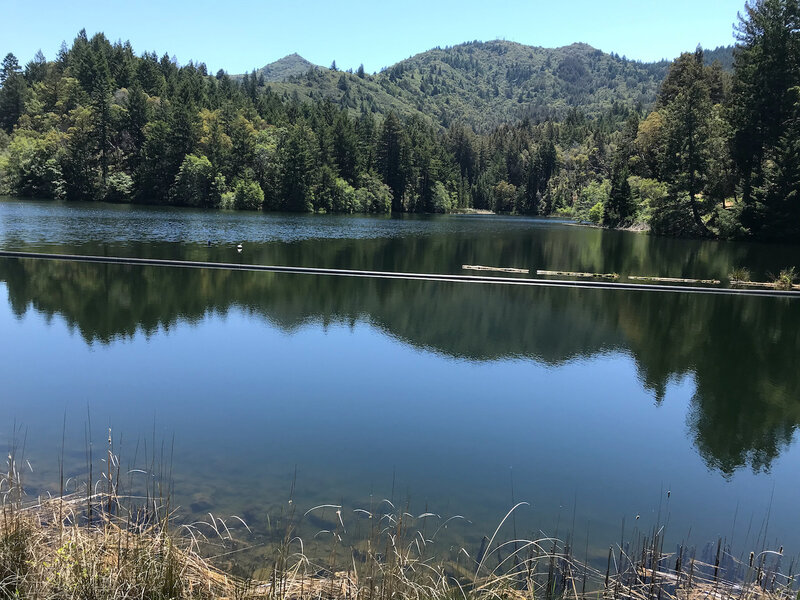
[252, 53, 317, 82]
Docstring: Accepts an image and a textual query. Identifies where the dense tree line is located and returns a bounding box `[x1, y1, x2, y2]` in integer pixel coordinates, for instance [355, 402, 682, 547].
[0, 0, 797, 239]
[0, 31, 402, 213]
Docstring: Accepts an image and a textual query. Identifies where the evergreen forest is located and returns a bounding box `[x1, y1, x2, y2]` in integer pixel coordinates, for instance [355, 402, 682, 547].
[0, 0, 798, 240]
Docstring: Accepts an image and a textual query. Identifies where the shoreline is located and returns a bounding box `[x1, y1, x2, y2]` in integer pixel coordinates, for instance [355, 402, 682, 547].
[1, 468, 795, 600]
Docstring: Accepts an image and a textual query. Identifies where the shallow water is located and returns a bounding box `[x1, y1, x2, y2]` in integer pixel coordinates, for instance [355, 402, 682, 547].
[1, 197, 799, 568]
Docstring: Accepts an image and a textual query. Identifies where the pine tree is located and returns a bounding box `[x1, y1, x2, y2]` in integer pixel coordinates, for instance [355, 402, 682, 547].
[332, 111, 358, 184]
[603, 159, 632, 227]
[0, 53, 27, 132]
[731, 0, 800, 238]
[126, 83, 149, 162]
[24, 50, 48, 84]
[659, 50, 713, 235]
[279, 124, 318, 211]
[378, 112, 406, 211]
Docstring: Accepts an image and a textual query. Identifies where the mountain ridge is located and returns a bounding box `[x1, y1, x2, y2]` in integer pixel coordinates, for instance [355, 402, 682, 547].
[241, 40, 732, 130]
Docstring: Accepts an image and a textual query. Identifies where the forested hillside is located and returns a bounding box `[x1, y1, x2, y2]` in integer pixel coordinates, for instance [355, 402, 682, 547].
[259, 42, 674, 130]
[0, 0, 797, 240]
[244, 43, 732, 131]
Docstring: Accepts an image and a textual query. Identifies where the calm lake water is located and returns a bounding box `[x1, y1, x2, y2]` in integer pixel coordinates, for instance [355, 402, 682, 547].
[1, 197, 799, 570]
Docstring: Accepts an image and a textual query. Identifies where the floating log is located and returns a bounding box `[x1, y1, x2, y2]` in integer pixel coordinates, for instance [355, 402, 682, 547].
[629, 275, 721, 285]
[462, 264, 529, 274]
[537, 269, 620, 280]
[733, 280, 800, 290]
[732, 280, 775, 288]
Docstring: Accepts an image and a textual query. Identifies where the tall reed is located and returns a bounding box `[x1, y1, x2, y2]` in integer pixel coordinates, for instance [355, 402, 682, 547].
[1, 436, 796, 600]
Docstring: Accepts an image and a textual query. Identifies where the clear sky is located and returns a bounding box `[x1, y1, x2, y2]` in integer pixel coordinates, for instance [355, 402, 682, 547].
[2, 0, 746, 74]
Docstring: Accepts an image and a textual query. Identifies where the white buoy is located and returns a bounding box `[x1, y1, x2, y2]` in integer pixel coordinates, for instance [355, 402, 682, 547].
[236, 243, 243, 252]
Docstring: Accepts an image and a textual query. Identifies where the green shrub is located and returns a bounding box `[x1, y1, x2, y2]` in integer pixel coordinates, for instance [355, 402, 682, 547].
[330, 178, 356, 213]
[3, 130, 64, 198]
[354, 174, 392, 213]
[220, 191, 235, 209]
[628, 176, 667, 226]
[649, 193, 700, 237]
[431, 181, 455, 213]
[491, 180, 517, 213]
[171, 154, 222, 208]
[317, 169, 357, 213]
[554, 206, 575, 218]
[713, 203, 747, 239]
[576, 180, 610, 221]
[775, 267, 797, 291]
[233, 178, 264, 210]
[728, 267, 751, 286]
[103, 172, 134, 203]
[588, 201, 604, 224]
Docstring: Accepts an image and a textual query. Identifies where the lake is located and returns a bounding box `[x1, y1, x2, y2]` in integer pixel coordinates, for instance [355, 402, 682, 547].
[1, 197, 799, 573]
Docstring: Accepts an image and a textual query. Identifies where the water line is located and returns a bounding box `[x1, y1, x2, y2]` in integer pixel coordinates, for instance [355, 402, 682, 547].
[1, 250, 798, 298]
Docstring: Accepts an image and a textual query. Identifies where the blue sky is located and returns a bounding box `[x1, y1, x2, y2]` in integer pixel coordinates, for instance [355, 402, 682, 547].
[3, 0, 746, 74]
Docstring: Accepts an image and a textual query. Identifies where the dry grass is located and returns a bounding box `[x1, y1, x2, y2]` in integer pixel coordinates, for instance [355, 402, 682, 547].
[2, 447, 796, 600]
[0, 493, 232, 599]
[1, 440, 234, 599]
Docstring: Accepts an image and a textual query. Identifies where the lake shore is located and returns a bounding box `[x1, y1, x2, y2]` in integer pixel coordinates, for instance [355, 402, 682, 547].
[2, 482, 793, 600]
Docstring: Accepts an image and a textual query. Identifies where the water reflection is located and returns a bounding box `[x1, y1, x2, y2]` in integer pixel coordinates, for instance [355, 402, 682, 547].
[1, 249, 798, 476]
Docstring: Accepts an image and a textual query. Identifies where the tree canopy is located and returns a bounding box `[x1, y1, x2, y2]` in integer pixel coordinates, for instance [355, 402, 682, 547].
[0, 3, 797, 241]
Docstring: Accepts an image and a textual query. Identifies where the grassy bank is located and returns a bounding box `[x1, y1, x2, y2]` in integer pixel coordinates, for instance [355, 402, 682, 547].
[2, 449, 795, 600]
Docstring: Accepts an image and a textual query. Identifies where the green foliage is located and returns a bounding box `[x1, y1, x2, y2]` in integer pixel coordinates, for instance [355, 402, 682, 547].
[279, 124, 317, 212]
[658, 50, 715, 235]
[576, 179, 610, 221]
[354, 173, 392, 213]
[628, 176, 667, 225]
[713, 203, 747, 239]
[731, 0, 800, 239]
[0, 156, 8, 195]
[650, 192, 699, 236]
[588, 201, 604, 224]
[0, 53, 28, 133]
[603, 161, 632, 227]
[431, 180, 455, 213]
[316, 165, 356, 212]
[728, 266, 751, 284]
[171, 153, 222, 208]
[492, 180, 517, 213]
[774, 266, 797, 290]
[1, 129, 64, 197]
[329, 177, 356, 213]
[220, 191, 235, 209]
[103, 171, 133, 202]
[233, 177, 264, 210]
[257, 41, 702, 131]
[377, 112, 407, 211]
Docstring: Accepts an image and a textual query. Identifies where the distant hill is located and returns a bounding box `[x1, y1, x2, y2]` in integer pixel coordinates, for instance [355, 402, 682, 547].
[703, 45, 735, 71]
[239, 41, 734, 130]
[367, 41, 673, 127]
